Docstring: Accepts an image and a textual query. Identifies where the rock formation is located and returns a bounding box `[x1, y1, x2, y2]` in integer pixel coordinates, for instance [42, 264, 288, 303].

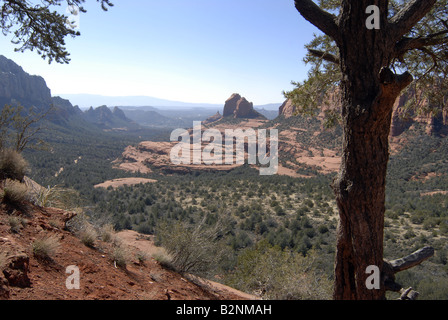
[279, 99, 297, 119]
[203, 111, 223, 125]
[0, 55, 83, 124]
[222, 93, 266, 120]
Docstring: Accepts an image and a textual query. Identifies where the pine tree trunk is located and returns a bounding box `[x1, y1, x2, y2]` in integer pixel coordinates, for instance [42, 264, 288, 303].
[332, 95, 392, 300]
[331, 0, 410, 300]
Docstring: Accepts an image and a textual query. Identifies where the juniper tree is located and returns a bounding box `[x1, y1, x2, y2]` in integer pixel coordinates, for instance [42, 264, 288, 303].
[289, 0, 447, 300]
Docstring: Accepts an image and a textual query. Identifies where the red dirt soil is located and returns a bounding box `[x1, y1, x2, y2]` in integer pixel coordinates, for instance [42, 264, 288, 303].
[0, 203, 256, 301]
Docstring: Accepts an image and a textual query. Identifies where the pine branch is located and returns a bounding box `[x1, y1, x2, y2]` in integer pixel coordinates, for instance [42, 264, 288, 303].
[389, 0, 437, 42]
[395, 31, 448, 59]
[308, 49, 340, 65]
[294, 0, 341, 44]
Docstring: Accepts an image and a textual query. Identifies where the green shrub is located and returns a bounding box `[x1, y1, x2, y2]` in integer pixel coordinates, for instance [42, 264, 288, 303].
[225, 240, 333, 300]
[155, 219, 229, 276]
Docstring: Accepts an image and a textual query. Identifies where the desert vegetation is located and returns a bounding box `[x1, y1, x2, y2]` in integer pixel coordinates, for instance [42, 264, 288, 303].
[9, 111, 443, 300]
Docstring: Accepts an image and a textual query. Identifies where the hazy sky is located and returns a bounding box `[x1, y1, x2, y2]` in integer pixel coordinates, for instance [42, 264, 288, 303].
[0, 0, 318, 105]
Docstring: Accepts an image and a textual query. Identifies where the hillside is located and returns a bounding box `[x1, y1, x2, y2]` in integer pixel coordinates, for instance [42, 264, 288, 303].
[0, 188, 254, 300]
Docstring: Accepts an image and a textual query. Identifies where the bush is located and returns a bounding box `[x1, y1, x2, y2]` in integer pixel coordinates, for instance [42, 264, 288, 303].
[225, 240, 333, 300]
[99, 224, 116, 243]
[32, 235, 60, 259]
[155, 219, 229, 276]
[8, 215, 27, 233]
[111, 245, 129, 268]
[0, 149, 28, 181]
[2, 179, 29, 205]
[80, 225, 98, 248]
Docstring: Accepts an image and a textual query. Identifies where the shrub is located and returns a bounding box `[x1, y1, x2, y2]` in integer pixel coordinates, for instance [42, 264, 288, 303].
[155, 218, 229, 276]
[8, 215, 27, 233]
[99, 224, 115, 243]
[225, 240, 333, 300]
[32, 235, 60, 259]
[151, 248, 174, 270]
[111, 245, 129, 268]
[0, 149, 28, 181]
[80, 225, 98, 248]
[31, 185, 57, 207]
[2, 179, 29, 205]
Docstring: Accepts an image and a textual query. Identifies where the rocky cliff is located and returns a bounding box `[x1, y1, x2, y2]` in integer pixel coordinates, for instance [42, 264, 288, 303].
[0, 55, 85, 125]
[0, 55, 52, 112]
[390, 89, 448, 137]
[278, 99, 297, 119]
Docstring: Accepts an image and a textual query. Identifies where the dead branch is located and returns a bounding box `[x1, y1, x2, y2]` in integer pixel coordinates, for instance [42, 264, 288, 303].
[383, 246, 435, 300]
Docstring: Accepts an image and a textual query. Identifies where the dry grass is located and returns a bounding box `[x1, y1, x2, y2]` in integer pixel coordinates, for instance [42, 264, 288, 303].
[2, 179, 29, 205]
[31, 234, 60, 260]
[79, 225, 98, 248]
[0, 149, 28, 181]
[110, 245, 129, 268]
[8, 215, 27, 233]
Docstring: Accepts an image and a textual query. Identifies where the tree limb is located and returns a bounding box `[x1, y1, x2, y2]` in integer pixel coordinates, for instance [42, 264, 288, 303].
[389, 0, 437, 42]
[395, 31, 448, 59]
[308, 49, 340, 65]
[389, 246, 435, 273]
[383, 246, 434, 299]
[294, 0, 340, 44]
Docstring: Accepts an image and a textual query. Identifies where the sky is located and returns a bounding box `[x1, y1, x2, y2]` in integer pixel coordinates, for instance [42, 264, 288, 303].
[0, 0, 319, 105]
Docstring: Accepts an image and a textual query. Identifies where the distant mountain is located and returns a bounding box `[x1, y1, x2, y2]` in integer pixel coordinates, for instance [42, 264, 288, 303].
[0, 54, 279, 131]
[57, 94, 223, 110]
[83, 105, 140, 130]
[0, 55, 143, 132]
[254, 108, 278, 120]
